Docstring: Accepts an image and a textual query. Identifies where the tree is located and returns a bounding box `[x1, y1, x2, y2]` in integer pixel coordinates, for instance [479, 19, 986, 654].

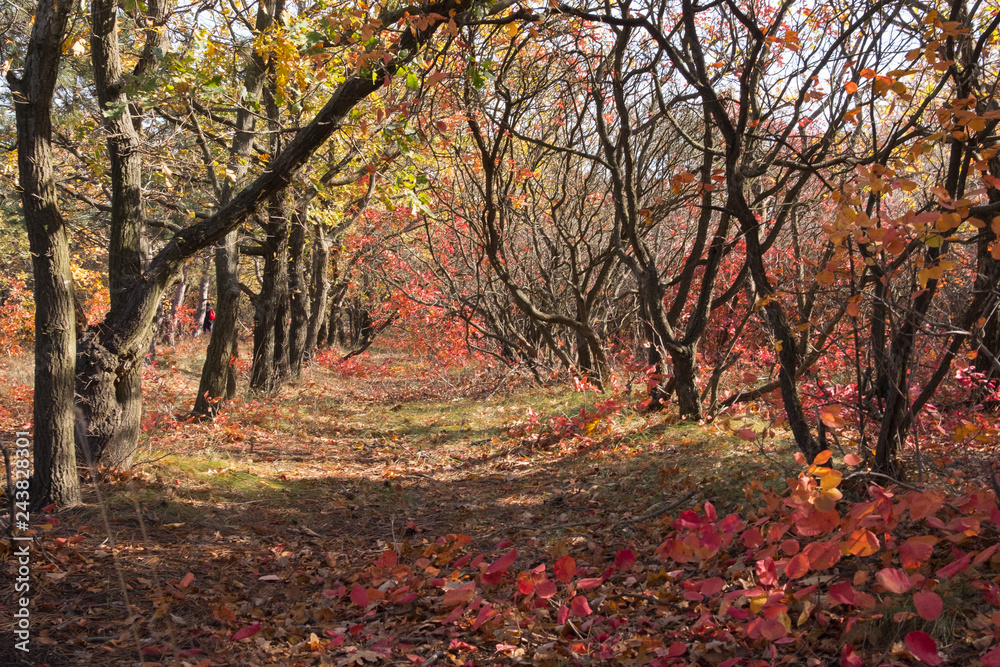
[11, 0, 486, 495]
[5, 0, 81, 507]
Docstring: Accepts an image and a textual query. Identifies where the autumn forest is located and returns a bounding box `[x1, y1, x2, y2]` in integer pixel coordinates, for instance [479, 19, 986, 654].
[2, 0, 1000, 664]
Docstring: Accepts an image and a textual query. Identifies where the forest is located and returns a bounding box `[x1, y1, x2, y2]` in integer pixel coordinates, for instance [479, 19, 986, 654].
[1, 0, 1000, 663]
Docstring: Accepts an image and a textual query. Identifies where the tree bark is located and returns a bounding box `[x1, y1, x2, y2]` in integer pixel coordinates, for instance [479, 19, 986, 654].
[166, 262, 188, 346]
[195, 233, 241, 414]
[193, 254, 212, 337]
[250, 194, 290, 392]
[304, 222, 331, 358]
[7, 0, 82, 508]
[288, 205, 310, 376]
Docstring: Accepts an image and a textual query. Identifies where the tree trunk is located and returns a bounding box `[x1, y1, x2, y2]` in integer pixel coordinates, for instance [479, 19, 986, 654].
[147, 299, 164, 361]
[670, 345, 701, 421]
[195, 233, 240, 415]
[288, 205, 310, 376]
[250, 195, 290, 392]
[193, 255, 212, 337]
[973, 154, 1000, 397]
[304, 222, 331, 359]
[7, 0, 82, 508]
[76, 324, 153, 468]
[166, 262, 188, 346]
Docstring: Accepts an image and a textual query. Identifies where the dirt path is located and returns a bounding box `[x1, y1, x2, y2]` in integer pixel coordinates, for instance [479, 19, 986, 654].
[2, 348, 788, 665]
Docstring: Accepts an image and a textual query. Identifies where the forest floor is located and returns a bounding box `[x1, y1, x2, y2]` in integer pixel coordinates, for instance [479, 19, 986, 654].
[1, 342, 997, 666]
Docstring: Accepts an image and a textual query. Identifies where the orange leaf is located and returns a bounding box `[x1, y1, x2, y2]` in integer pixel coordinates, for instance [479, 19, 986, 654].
[554, 555, 576, 583]
[179, 572, 195, 589]
[813, 450, 833, 465]
[846, 528, 880, 556]
[845, 81, 858, 94]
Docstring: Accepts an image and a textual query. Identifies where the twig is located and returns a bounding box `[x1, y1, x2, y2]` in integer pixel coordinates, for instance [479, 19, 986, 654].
[843, 471, 922, 492]
[489, 490, 697, 536]
[606, 592, 673, 606]
[622, 490, 698, 525]
[423, 650, 446, 666]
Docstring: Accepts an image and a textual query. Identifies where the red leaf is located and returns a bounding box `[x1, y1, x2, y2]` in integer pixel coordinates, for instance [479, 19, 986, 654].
[230, 622, 262, 642]
[781, 538, 800, 556]
[755, 557, 777, 586]
[828, 581, 856, 606]
[485, 549, 517, 576]
[982, 645, 1000, 667]
[473, 603, 493, 630]
[905, 631, 942, 665]
[935, 551, 971, 580]
[557, 604, 569, 624]
[841, 644, 863, 667]
[350, 585, 369, 607]
[535, 578, 557, 599]
[876, 567, 912, 594]
[844, 453, 861, 466]
[785, 553, 810, 580]
[913, 591, 943, 621]
[759, 617, 787, 641]
[614, 548, 635, 571]
[516, 571, 535, 595]
[554, 555, 576, 582]
[577, 577, 604, 590]
[900, 536, 937, 569]
[667, 642, 686, 657]
[443, 583, 476, 607]
[700, 577, 725, 597]
[908, 490, 945, 521]
[570, 595, 592, 617]
[803, 539, 842, 570]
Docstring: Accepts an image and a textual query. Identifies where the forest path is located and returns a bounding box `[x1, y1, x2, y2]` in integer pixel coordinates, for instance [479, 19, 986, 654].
[2, 343, 789, 665]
